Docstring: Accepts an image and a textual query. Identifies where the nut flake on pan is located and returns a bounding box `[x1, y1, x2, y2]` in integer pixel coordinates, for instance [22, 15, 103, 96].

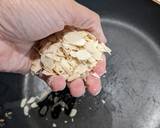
[31, 29, 111, 81]
[24, 106, 29, 116]
[20, 97, 39, 116]
[20, 98, 27, 108]
[31, 102, 38, 108]
[69, 108, 77, 117]
[27, 97, 36, 104]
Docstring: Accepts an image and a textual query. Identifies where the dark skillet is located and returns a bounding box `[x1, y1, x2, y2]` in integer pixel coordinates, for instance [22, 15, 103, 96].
[0, 0, 160, 128]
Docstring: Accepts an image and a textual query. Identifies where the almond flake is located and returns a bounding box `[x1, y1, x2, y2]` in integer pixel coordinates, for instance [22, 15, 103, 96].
[73, 64, 88, 75]
[27, 97, 36, 104]
[60, 58, 73, 74]
[53, 62, 66, 75]
[64, 31, 86, 46]
[68, 73, 80, 81]
[20, 98, 27, 108]
[70, 50, 91, 60]
[41, 70, 56, 76]
[41, 55, 55, 69]
[62, 43, 79, 51]
[31, 59, 41, 73]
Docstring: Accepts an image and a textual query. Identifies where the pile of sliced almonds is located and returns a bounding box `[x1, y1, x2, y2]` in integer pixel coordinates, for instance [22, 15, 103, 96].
[31, 29, 111, 81]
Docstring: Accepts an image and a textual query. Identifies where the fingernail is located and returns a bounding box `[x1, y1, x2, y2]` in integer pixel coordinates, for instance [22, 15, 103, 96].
[94, 91, 100, 96]
[91, 72, 100, 78]
[93, 87, 102, 96]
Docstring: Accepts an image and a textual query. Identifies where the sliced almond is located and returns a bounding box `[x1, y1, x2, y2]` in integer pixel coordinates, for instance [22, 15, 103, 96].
[85, 42, 99, 53]
[56, 48, 65, 57]
[69, 108, 77, 117]
[93, 51, 103, 60]
[45, 53, 61, 62]
[97, 43, 112, 54]
[41, 55, 55, 69]
[101, 43, 112, 55]
[53, 62, 66, 75]
[20, 98, 27, 108]
[73, 64, 88, 75]
[62, 43, 79, 51]
[78, 31, 88, 37]
[60, 58, 73, 74]
[31, 59, 41, 73]
[41, 70, 56, 76]
[30, 102, 38, 108]
[68, 59, 78, 68]
[87, 32, 97, 41]
[70, 50, 91, 60]
[68, 73, 80, 81]
[44, 42, 61, 54]
[27, 97, 36, 104]
[88, 57, 97, 64]
[64, 31, 86, 46]
[24, 106, 29, 116]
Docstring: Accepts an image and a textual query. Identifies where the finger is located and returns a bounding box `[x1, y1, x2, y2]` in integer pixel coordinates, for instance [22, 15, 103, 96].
[92, 55, 107, 76]
[67, 78, 85, 97]
[47, 75, 66, 92]
[71, 2, 107, 43]
[86, 73, 102, 96]
[88, 21, 107, 43]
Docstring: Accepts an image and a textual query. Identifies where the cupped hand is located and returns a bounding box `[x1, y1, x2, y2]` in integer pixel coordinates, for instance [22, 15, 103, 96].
[0, 0, 107, 97]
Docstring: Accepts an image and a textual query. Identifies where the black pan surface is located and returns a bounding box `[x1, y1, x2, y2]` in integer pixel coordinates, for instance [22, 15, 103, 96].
[0, 0, 160, 128]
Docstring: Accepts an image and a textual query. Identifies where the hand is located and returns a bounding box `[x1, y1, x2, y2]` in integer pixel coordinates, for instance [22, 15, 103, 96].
[0, 0, 107, 97]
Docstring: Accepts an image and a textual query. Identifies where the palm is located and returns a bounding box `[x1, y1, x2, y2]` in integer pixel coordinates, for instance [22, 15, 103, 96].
[0, 38, 31, 73]
[0, 0, 107, 97]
